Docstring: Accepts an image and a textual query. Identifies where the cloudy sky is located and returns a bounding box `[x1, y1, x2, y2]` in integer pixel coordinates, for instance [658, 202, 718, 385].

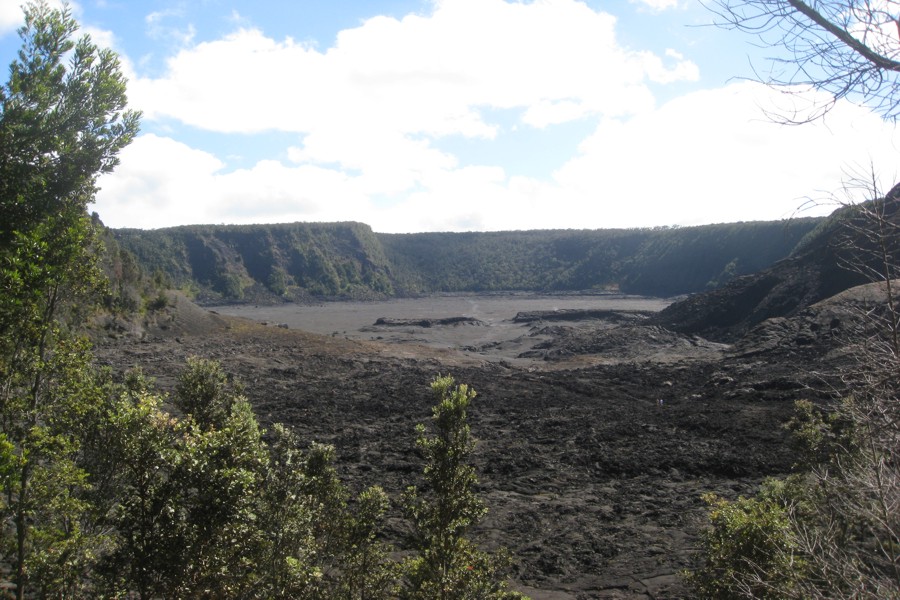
[1, 0, 898, 232]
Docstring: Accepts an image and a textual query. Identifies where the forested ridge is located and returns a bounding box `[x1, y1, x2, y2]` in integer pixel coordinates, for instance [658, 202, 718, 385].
[112, 217, 822, 302]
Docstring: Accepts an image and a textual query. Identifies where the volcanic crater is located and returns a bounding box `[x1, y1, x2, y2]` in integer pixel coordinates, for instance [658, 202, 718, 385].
[94, 287, 872, 599]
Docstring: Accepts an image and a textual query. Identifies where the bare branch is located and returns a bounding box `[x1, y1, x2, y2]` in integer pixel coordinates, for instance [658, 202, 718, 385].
[706, 0, 900, 121]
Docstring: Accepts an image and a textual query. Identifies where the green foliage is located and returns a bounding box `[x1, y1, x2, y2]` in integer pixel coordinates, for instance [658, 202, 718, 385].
[256, 423, 321, 598]
[145, 290, 169, 311]
[95, 220, 157, 315]
[174, 356, 244, 430]
[301, 441, 399, 600]
[219, 272, 245, 300]
[380, 221, 820, 296]
[267, 266, 290, 296]
[0, 3, 139, 255]
[94, 387, 181, 598]
[97, 361, 404, 600]
[402, 376, 526, 600]
[98, 362, 270, 599]
[0, 5, 139, 592]
[114, 221, 398, 302]
[785, 398, 857, 469]
[0, 336, 117, 599]
[165, 396, 268, 598]
[339, 485, 399, 599]
[686, 478, 807, 599]
[114, 219, 821, 302]
[691, 389, 900, 598]
[2, 309, 522, 598]
[406, 377, 485, 548]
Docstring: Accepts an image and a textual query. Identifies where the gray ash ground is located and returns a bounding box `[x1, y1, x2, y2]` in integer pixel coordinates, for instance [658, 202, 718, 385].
[94, 292, 843, 599]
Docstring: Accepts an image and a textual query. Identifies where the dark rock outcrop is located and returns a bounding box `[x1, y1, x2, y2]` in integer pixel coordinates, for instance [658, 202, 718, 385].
[512, 309, 653, 323]
[654, 198, 900, 342]
[373, 316, 486, 327]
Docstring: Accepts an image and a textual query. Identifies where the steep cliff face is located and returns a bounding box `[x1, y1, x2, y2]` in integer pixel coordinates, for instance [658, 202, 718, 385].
[654, 199, 900, 342]
[114, 217, 822, 303]
[377, 219, 820, 296]
[114, 222, 395, 302]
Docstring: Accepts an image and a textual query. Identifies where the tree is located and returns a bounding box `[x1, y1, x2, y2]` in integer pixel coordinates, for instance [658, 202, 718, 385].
[173, 355, 244, 431]
[707, 0, 900, 122]
[107, 360, 399, 600]
[787, 186, 900, 598]
[97, 378, 183, 600]
[301, 441, 399, 600]
[0, 1, 139, 597]
[5, 337, 114, 598]
[338, 485, 399, 599]
[256, 423, 321, 599]
[402, 375, 525, 600]
[164, 359, 268, 599]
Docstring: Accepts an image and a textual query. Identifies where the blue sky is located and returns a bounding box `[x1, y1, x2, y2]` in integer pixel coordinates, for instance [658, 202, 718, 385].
[1, 0, 898, 232]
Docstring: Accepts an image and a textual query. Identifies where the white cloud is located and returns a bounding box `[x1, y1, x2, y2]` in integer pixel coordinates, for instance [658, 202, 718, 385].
[0, 3, 23, 35]
[82, 25, 116, 50]
[550, 81, 900, 228]
[93, 1, 900, 233]
[146, 8, 182, 25]
[94, 135, 225, 229]
[145, 7, 195, 46]
[94, 134, 376, 229]
[644, 49, 700, 84]
[0, 0, 80, 36]
[630, 0, 681, 11]
[128, 0, 698, 194]
[97, 82, 900, 233]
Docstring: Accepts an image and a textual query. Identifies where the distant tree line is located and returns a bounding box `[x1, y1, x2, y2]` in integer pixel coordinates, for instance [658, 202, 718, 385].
[113, 219, 822, 303]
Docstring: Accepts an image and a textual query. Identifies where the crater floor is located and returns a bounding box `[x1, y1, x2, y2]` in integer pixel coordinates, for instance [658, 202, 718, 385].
[96, 293, 824, 599]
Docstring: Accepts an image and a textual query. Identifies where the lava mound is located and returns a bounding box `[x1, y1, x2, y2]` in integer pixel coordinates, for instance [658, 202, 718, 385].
[373, 316, 486, 327]
[512, 308, 652, 323]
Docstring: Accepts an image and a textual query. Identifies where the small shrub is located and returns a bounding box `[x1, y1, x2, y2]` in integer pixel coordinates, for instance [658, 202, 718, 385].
[686, 478, 806, 599]
[145, 291, 169, 311]
[219, 273, 245, 300]
[402, 375, 527, 600]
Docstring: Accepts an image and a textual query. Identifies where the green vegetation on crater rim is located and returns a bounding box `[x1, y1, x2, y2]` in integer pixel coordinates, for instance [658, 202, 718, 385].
[112, 218, 822, 303]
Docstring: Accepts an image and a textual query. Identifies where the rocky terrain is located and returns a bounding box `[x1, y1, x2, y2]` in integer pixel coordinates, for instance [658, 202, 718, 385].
[652, 198, 900, 343]
[89, 280, 884, 599]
